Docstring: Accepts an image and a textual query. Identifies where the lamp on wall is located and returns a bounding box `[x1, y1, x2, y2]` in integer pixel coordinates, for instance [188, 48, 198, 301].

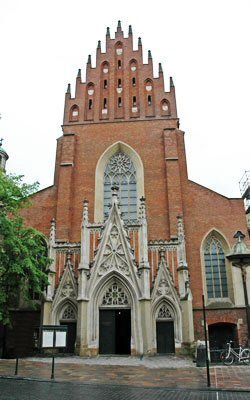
[227, 231, 250, 345]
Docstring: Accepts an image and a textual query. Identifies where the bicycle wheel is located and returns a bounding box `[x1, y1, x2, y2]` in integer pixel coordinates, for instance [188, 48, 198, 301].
[241, 349, 250, 365]
[220, 350, 235, 365]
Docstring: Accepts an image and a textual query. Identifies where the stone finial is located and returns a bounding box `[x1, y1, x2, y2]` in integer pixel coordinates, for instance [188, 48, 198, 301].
[106, 27, 110, 36]
[159, 63, 163, 74]
[138, 37, 142, 46]
[117, 20, 121, 30]
[139, 196, 146, 219]
[82, 199, 89, 224]
[97, 40, 101, 49]
[77, 69, 81, 78]
[128, 25, 132, 35]
[49, 218, 56, 246]
[232, 231, 250, 254]
[87, 54, 92, 65]
[66, 83, 71, 94]
[148, 50, 152, 60]
[170, 76, 175, 88]
[111, 185, 119, 205]
[65, 251, 72, 268]
[159, 248, 166, 262]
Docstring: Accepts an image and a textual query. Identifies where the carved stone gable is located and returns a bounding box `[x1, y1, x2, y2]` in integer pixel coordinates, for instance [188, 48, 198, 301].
[61, 277, 76, 299]
[52, 254, 78, 311]
[99, 225, 130, 275]
[152, 252, 180, 308]
[156, 278, 170, 296]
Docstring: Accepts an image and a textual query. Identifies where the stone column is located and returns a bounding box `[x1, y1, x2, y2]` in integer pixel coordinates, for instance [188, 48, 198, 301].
[176, 215, 194, 344]
[77, 199, 90, 355]
[138, 197, 152, 354]
[43, 218, 57, 324]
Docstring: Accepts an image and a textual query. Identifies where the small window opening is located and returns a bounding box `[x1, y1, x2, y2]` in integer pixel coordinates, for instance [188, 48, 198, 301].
[147, 95, 152, 106]
[132, 77, 136, 86]
[118, 78, 122, 88]
[118, 60, 122, 69]
[103, 98, 107, 109]
[104, 80, 108, 89]
[133, 96, 137, 107]
[118, 97, 122, 107]
[88, 99, 93, 110]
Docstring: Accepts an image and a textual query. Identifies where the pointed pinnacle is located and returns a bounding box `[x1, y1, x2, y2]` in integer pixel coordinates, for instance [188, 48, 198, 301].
[66, 83, 71, 94]
[159, 63, 163, 74]
[97, 40, 101, 49]
[128, 25, 132, 35]
[87, 54, 91, 65]
[148, 50, 152, 60]
[117, 20, 121, 30]
[106, 27, 110, 36]
[170, 76, 175, 87]
[138, 37, 142, 46]
[77, 69, 81, 78]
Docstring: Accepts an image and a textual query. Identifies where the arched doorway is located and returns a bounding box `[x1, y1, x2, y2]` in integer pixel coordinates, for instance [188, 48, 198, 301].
[99, 280, 131, 355]
[156, 303, 175, 354]
[209, 322, 238, 362]
[59, 303, 77, 354]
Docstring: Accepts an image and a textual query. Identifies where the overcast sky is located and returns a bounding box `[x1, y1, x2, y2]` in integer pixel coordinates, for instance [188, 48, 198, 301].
[0, 0, 249, 198]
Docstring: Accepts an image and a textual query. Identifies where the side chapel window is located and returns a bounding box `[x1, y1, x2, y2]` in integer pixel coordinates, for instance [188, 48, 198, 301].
[204, 236, 228, 299]
[104, 152, 137, 221]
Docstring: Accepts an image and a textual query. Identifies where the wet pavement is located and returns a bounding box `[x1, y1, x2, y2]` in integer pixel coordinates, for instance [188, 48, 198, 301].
[0, 378, 250, 400]
[0, 356, 249, 395]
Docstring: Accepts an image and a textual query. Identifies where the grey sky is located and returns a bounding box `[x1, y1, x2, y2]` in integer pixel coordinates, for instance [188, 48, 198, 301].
[0, 0, 249, 197]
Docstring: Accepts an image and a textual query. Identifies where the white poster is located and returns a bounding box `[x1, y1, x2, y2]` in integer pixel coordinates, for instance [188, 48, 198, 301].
[55, 331, 67, 347]
[42, 330, 54, 348]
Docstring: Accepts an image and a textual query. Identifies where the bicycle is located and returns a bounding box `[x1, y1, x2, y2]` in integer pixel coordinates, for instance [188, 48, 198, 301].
[220, 341, 250, 365]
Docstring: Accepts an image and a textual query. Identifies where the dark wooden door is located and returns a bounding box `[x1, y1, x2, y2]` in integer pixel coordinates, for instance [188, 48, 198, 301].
[115, 309, 131, 355]
[99, 310, 116, 354]
[99, 309, 131, 355]
[156, 321, 175, 354]
[60, 322, 76, 353]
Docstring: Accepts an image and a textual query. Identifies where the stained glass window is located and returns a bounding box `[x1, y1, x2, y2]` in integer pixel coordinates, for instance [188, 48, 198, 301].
[104, 152, 137, 221]
[204, 236, 228, 299]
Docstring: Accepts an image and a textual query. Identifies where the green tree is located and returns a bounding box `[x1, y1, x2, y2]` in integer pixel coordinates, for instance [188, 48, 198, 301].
[0, 171, 50, 325]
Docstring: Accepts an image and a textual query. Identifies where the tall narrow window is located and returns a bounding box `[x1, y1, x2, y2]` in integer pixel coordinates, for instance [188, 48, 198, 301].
[148, 95, 152, 106]
[88, 99, 93, 110]
[132, 77, 136, 86]
[118, 60, 122, 69]
[204, 236, 228, 299]
[104, 80, 108, 89]
[104, 152, 137, 221]
[133, 96, 137, 107]
[103, 98, 107, 109]
[118, 78, 122, 88]
[118, 97, 122, 107]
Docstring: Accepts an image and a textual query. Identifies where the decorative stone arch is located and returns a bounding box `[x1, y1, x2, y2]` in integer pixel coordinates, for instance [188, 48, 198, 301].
[151, 296, 182, 351]
[200, 228, 234, 305]
[52, 298, 78, 325]
[94, 141, 145, 222]
[161, 99, 171, 116]
[87, 271, 143, 355]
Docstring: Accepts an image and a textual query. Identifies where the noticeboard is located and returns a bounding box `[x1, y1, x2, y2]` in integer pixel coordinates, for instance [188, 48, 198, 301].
[41, 325, 68, 349]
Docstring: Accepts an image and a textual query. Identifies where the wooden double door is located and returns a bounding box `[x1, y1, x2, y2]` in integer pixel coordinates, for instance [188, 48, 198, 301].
[99, 309, 131, 355]
[156, 320, 175, 354]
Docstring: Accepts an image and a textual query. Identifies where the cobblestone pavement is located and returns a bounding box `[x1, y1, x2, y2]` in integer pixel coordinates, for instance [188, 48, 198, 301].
[0, 357, 250, 391]
[0, 378, 250, 400]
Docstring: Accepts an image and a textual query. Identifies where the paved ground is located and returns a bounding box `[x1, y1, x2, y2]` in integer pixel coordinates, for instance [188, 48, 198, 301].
[0, 356, 249, 391]
[0, 378, 250, 400]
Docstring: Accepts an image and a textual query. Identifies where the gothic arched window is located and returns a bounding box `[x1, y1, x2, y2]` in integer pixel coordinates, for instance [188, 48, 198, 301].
[204, 236, 228, 299]
[104, 152, 137, 221]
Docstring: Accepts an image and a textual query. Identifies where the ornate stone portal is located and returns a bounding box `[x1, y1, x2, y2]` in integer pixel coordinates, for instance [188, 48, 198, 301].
[45, 188, 193, 356]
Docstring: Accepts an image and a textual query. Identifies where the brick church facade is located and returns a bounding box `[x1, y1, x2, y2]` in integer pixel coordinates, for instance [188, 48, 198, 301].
[6, 22, 250, 356]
